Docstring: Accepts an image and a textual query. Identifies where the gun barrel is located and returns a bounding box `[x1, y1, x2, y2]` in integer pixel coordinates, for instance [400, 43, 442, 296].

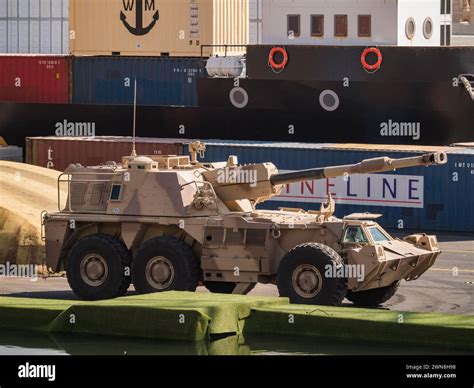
[270, 152, 447, 186]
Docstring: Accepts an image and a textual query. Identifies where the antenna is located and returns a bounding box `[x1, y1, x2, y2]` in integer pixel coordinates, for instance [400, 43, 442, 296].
[131, 77, 138, 157]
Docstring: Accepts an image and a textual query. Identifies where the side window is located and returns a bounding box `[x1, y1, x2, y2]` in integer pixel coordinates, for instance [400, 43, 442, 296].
[110, 184, 122, 201]
[334, 15, 348, 37]
[358, 15, 371, 37]
[287, 14, 301, 38]
[342, 226, 368, 244]
[311, 15, 324, 37]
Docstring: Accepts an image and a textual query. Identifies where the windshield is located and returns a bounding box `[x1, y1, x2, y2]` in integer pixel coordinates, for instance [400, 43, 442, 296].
[342, 226, 368, 244]
[368, 227, 391, 243]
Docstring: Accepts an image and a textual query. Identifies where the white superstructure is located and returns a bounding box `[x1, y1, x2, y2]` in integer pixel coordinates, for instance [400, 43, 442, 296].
[250, 0, 452, 46]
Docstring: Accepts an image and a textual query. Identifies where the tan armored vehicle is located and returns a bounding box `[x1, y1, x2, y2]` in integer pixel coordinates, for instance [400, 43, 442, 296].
[43, 142, 446, 306]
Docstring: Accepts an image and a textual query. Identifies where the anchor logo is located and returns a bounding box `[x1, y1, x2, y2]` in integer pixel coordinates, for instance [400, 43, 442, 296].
[120, 0, 159, 36]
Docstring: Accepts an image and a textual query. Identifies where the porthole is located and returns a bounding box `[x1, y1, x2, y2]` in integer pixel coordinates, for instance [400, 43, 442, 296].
[229, 87, 249, 109]
[405, 17, 416, 40]
[423, 17, 433, 39]
[319, 90, 340, 112]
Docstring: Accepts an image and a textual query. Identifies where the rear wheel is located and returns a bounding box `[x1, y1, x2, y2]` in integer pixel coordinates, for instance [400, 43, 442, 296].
[277, 243, 347, 306]
[66, 234, 131, 301]
[204, 281, 256, 294]
[132, 236, 199, 294]
[346, 281, 400, 307]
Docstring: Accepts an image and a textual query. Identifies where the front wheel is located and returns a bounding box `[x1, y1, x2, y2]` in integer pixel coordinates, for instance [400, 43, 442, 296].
[277, 243, 347, 306]
[132, 236, 199, 294]
[346, 281, 400, 307]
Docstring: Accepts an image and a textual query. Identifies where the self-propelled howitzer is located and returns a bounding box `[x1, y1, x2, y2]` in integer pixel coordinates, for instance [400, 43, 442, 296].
[43, 142, 447, 306]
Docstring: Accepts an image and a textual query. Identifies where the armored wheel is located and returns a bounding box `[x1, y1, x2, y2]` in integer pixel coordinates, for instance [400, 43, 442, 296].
[346, 281, 400, 307]
[66, 234, 132, 301]
[132, 236, 199, 294]
[204, 282, 256, 294]
[277, 243, 347, 306]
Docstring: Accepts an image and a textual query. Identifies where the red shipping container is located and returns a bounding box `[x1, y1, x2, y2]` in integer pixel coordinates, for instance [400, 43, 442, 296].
[0, 55, 70, 103]
[25, 136, 186, 171]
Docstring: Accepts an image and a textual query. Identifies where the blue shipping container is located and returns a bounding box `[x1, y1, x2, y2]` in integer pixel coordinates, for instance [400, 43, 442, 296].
[199, 141, 474, 233]
[72, 57, 203, 107]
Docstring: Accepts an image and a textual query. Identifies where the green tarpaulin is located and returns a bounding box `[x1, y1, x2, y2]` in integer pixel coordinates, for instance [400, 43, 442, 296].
[0, 292, 472, 350]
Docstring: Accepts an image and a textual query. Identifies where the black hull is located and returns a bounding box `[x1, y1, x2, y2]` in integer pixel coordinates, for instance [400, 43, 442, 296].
[0, 99, 472, 148]
[1, 45, 474, 147]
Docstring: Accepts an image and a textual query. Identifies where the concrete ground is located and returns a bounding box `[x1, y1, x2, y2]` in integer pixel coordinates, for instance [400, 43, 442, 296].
[0, 233, 472, 314]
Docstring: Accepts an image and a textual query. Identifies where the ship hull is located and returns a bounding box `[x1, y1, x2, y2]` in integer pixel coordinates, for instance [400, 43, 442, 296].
[0, 45, 473, 147]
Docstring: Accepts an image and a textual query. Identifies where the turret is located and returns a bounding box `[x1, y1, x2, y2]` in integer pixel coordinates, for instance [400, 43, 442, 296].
[204, 152, 448, 208]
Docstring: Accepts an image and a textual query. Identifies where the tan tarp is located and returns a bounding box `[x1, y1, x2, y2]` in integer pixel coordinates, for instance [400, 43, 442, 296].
[0, 161, 66, 265]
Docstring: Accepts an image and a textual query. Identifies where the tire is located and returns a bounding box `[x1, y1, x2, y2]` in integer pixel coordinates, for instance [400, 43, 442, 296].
[204, 281, 256, 295]
[277, 243, 347, 306]
[66, 234, 132, 301]
[132, 236, 199, 294]
[346, 281, 400, 307]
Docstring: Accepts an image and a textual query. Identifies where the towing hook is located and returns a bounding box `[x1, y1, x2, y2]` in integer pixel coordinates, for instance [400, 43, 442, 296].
[271, 224, 281, 239]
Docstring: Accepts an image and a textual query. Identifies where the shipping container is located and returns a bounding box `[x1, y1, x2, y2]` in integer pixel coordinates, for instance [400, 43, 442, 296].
[199, 141, 474, 233]
[0, 54, 70, 103]
[0, 0, 69, 54]
[69, 0, 248, 57]
[25, 136, 185, 171]
[73, 56, 203, 106]
[0, 145, 22, 162]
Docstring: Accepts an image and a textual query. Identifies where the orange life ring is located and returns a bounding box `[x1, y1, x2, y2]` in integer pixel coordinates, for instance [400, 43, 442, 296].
[269, 47, 288, 70]
[361, 47, 383, 71]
